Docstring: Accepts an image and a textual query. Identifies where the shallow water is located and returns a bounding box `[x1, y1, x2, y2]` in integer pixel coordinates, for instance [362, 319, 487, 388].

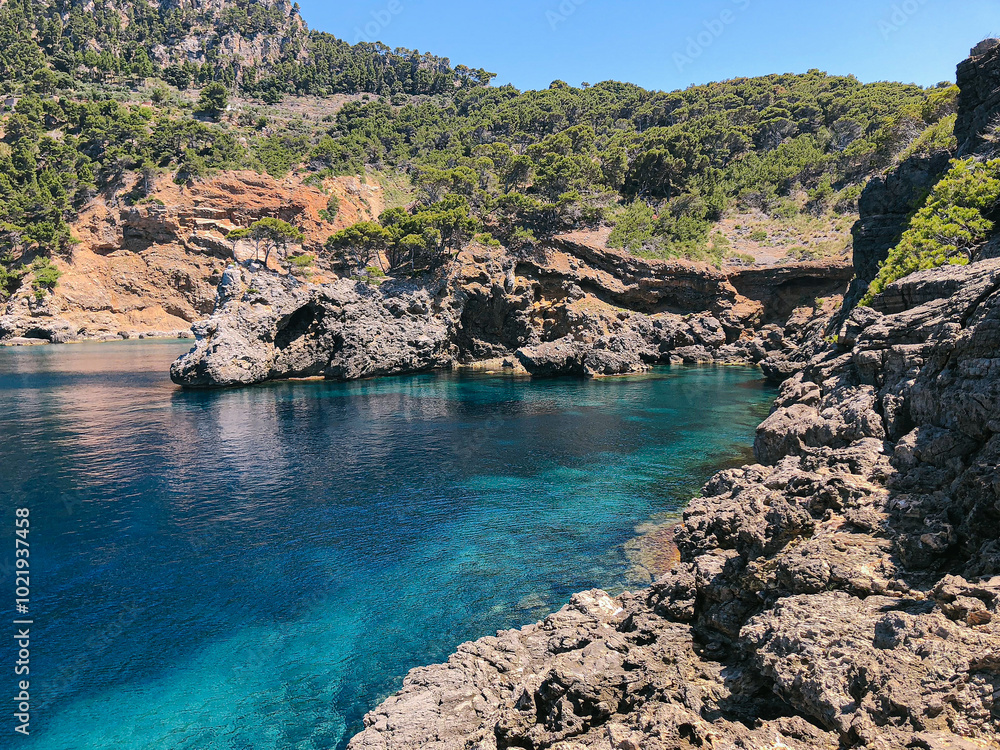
[0, 341, 774, 749]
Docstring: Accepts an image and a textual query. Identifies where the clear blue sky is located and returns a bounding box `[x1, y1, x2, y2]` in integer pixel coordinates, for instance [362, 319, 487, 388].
[295, 0, 997, 92]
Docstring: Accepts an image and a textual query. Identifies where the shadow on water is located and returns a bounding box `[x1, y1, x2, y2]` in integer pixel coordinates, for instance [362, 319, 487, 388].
[0, 342, 775, 750]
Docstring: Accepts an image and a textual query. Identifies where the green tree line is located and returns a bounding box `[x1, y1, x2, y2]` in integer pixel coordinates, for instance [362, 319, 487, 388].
[0, 0, 963, 295]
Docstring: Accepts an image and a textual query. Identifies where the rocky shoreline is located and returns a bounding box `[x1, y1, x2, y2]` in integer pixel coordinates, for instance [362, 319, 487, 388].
[8, 32, 998, 750]
[3, 5, 999, 748]
[344, 249, 1000, 750]
[0, 330, 193, 347]
[340, 42, 1000, 750]
[167, 239, 841, 388]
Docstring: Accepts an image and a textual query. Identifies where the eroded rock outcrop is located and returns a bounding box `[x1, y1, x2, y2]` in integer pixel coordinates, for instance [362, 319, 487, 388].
[957, 39, 1000, 155]
[846, 152, 953, 310]
[344, 249, 1000, 750]
[169, 238, 840, 386]
[169, 266, 453, 386]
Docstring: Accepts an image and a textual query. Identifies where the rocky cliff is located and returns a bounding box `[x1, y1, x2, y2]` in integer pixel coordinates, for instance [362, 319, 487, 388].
[27, 0, 306, 78]
[0, 171, 383, 344]
[168, 234, 847, 387]
[847, 151, 952, 307]
[846, 38, 1000, 311]
[957, 39, 1000, 155]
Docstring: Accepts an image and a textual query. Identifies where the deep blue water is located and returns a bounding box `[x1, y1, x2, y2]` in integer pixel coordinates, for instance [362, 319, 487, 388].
[0, 341, 774, 750]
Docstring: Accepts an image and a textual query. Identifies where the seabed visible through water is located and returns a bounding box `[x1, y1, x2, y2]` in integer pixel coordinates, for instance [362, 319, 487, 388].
[0, 340, 775, 750]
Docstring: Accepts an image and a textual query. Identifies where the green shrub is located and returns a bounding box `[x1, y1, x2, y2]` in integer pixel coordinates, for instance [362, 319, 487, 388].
[655, 212, 712, 247]
[864, 158, 1000, 303]
[0, 255, 27, 300]
[709, 231, 730, 249]
[608, 200, 655, 251]
[318, 195, 340, 223]
[356, 266, 387, 285]
[788, 245, 821, 261]
[30, 257, 61, 299]
[702, 232, 732, 267]
[807, 175, 835, 214]
[727, 251, 756, 265]
[834, 183, 865, 214]
[921, 85, 959, 124]
[473, 232, 502, 247]
[196, 83, 229, 119]
[750, 229, 768, 242]
[899, 114, 958, 161]
[507, 227, 537, 249]
[769, 199, 799, 219]
[253, 134, 309, 178]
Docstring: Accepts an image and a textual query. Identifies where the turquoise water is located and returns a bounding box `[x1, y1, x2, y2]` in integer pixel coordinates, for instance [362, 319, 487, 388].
[0, 341, 774, 750]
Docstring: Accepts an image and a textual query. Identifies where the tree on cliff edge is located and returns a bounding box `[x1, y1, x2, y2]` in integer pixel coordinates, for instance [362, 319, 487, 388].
[227, 218, 304, 266]
[324, 221, 392, 273]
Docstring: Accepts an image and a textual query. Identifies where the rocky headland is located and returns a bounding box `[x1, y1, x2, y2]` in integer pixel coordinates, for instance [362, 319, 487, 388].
[167, 233, 847, 386]
[0, 157, 848, 360]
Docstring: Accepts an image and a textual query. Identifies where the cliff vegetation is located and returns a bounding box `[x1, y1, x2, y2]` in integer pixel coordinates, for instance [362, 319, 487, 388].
[0, 0, 959, 311]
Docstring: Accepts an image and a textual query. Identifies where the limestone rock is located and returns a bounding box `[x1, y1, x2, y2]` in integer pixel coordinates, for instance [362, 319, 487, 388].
[171, 236, 853, 386]
[0, 170, 388, 343]
[846, 152, 953, 309]
[170, 266, 454, 387]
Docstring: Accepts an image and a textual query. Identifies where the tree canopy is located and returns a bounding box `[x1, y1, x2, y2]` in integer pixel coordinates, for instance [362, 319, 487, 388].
[227, 218, 304, 264]
[864, 158, 1000, 303]
[0, 0, 964, 296]
[196, 83, 229, 119]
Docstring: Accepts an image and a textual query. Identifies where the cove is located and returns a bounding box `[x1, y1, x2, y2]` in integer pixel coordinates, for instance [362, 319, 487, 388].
[0, 341, 774, 750]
